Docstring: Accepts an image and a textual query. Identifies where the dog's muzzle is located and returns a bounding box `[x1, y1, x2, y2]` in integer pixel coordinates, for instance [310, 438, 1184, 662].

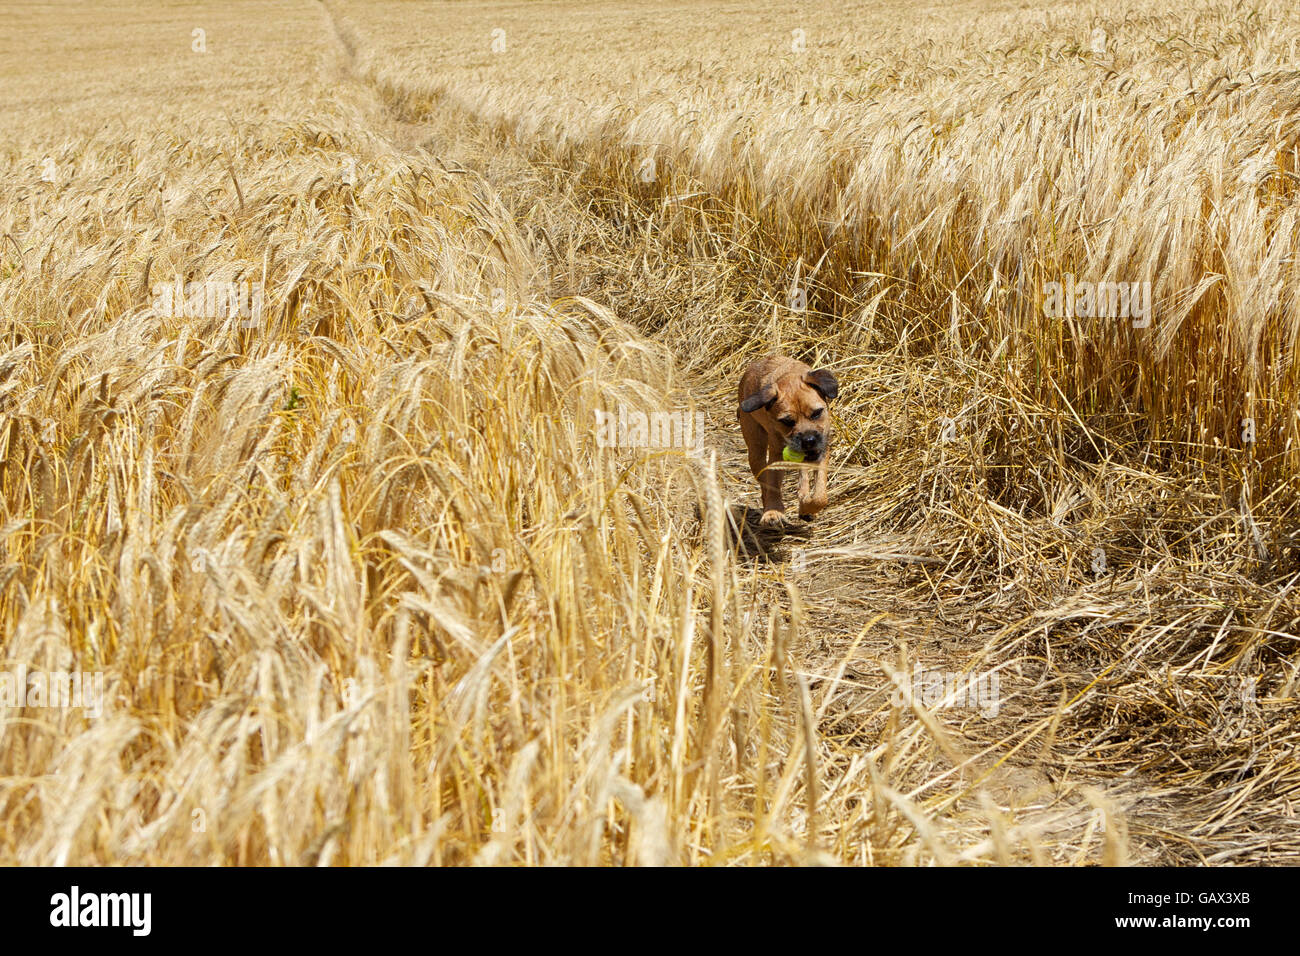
[791, 430, 826, 462]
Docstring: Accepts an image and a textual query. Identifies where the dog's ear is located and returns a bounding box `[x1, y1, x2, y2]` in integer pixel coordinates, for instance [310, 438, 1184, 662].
[804, 369, 839, 401]
[739, 383, 778, 413]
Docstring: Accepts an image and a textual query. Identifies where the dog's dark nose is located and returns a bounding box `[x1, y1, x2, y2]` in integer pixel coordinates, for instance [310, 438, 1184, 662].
[799, 432, 823, 452]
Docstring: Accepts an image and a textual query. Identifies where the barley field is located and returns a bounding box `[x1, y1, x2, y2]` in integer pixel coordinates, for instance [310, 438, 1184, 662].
[1, 0, 1297, 866]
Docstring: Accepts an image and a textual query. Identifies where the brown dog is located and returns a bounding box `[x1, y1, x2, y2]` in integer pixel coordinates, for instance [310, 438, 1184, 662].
[737, 355, 838, 528]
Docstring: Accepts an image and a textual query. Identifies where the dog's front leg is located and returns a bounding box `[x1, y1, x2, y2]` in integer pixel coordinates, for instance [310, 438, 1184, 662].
[758, 440, 786, 528]
[798, 455, 829, 519]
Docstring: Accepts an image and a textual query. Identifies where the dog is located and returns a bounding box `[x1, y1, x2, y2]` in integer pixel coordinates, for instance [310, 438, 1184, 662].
[737, 355, 838, 529]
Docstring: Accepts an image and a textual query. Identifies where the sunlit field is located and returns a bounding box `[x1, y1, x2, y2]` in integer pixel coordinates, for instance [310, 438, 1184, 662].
[1, 0, 1297, 865]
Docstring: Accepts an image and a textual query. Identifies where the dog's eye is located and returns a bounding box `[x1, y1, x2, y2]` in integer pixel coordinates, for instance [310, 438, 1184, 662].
[779, 417, 796, 427]
[810, 408, 824, 420]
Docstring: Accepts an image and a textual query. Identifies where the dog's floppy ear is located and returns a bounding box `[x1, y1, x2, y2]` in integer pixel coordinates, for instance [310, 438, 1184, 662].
[739, 383, 778, 413]
[804, 369, 838, 401]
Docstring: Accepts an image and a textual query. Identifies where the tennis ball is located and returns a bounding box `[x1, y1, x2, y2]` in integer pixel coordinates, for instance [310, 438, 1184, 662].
[782, 446, 805, 463]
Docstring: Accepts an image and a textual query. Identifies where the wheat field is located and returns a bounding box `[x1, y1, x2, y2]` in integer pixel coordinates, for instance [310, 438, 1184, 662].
[0, 0, 1297, 866]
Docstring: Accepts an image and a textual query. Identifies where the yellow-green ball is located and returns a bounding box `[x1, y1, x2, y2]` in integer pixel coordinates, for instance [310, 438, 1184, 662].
[782, 447, 805, 463]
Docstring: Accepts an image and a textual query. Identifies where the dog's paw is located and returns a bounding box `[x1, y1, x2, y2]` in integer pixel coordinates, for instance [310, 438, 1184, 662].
[797, 496, 827, 519]
[759, 510, 785, 529]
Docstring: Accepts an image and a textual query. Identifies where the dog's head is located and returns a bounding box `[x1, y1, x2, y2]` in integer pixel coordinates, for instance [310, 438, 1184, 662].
[739, 368, 838, 462]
